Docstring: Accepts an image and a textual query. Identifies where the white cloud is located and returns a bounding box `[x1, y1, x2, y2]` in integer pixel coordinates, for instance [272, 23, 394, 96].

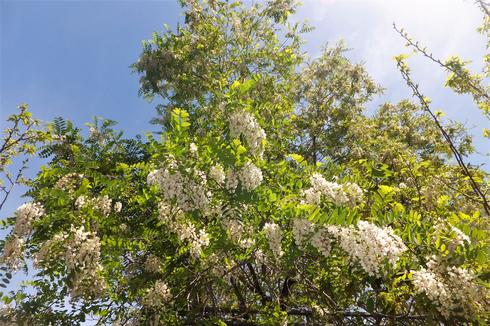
[293, 0, 488, 166]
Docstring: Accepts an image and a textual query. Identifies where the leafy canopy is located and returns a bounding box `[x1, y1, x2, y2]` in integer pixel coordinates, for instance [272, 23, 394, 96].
[1, 0, 489, 325]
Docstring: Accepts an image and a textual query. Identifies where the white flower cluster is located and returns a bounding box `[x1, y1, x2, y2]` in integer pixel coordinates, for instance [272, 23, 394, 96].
[292, 219, 406, 277]
[70, 265, 107, 299]
[88, 126, 99, 139]
[156, 201, 211, 259]
[33, 225, 106, 298]
[263, 222, 283, 258]
[179, 222, 210, 259]
[1, 236, 24, 271]
[229, 109, 266, 156]
[148, 167, 211, 213]
[412, 267, 448, 312]
[225, 169, 239, 192]
[310, 228, 332, 257]
[75, 195, 87, 209]
[13, 202, 44, 237]
[54, 173, 84, 192]
[65, 225, 106, 298]
[412, 258, 488, 319]
[293, 219, 333, 257]
[1, 202, 45, 270]
[75, 195, 121, 216]
[239, 162, 263, 191]
[158, 201, 174, 224]
[450, 226, 471, 246]
[304, 173, 363, 207]
[303, 188, 321, 206]
[113, 201, 123, 213]
[334, 221, 407, 277]
[94, 195, 113, 216]
[292, 219, 313, 250]
[65, 225, 101, 271]
[189, 142, 198, 155]
[142, 280, 172, 309]
[209, 164, 225, 185]
[144, 254, 162, 273]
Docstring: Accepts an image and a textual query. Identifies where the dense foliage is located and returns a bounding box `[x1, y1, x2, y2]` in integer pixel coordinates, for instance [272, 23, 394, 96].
[1, 0, 489, 325]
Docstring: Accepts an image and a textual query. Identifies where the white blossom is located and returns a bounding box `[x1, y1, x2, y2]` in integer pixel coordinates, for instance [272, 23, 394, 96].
[158, 201, 173, 224]
[292, 219, 313, 249]
[302, 188, 321, 205]
[1, 236, 24, 271]
[94, 195, 112, 216]
[75, 196, 87, 209]
[450, 226, 471, 246]
[65, 225, 102, 272]
[310, 228, 332, 257]
[412, 267, 450, 316]
[33, 233, 67, 268]
[411, 259, 488, 319]
[147, 167, 210, 213]
[239, 162, 263, 191]
[70, 264, 107, 299]
[225, 169, 239, 192]
[175, 222, 210, 259]
[64, 225, 106, 298]
[13, 202, 44, 237]
[142, 280, 172, 308]
[209, 164, 225, 185]
[263, 222, 283, 258]
[113, 201, 123, 213]
[190, 229, 210, 259]
[88, 126, 99, 139]
[54, 173, 84, 191]
[229, 110, 266, 156]
[305, 173, 363, 207]
[327, 221, 406, 277]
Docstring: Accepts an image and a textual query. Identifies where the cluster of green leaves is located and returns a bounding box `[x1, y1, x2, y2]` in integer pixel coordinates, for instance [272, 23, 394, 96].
[0, 104, 47, 212]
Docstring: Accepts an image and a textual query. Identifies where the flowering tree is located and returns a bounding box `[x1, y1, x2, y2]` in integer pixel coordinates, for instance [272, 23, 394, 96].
[1, 0, 489, 325]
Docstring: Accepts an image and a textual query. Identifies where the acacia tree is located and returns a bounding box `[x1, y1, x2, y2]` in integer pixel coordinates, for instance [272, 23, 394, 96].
[1, 0, 489, 325]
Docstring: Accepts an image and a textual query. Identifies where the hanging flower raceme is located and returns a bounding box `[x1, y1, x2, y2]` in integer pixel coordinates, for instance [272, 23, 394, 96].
[239, 162, 263, 191]
[411, 257, 488, 319]
[13, 202, 45, 237]
[229, 109, 266, 156]
[142, 280, 172, 309]
[54, 173, 84, 192]
[148, 165, 211, 213]
[263, 222, 283, 258]
[292, 219, 406, 277]
[1, 236, 24, 271]
[209, 164, 226, 185]
[303, 173, 363, 207]
[333, 221, 407, 277]
[1, 202, 45, 270]
[33, 225, 107, 299]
